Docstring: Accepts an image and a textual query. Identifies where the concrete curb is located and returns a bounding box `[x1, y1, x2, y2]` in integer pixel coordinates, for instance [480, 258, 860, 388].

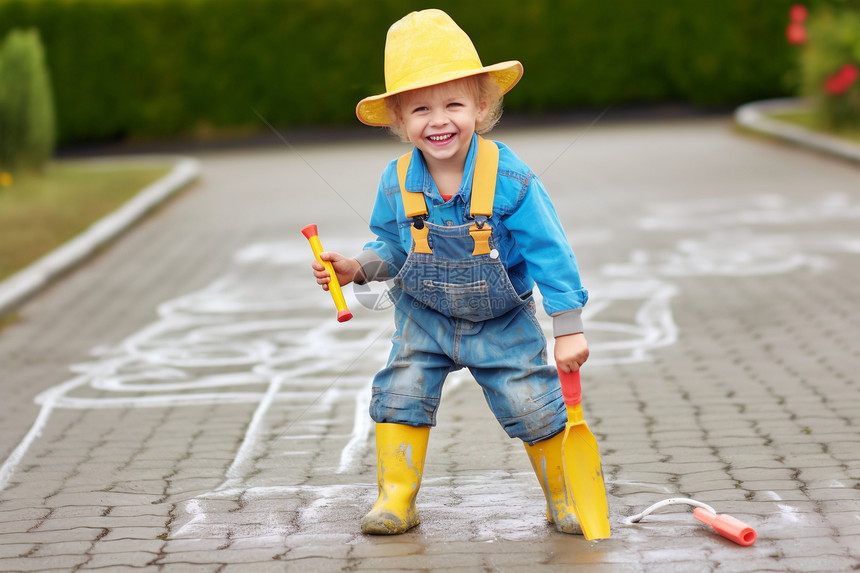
[734, 97, 860, 165]
[0, 156, 200, 317]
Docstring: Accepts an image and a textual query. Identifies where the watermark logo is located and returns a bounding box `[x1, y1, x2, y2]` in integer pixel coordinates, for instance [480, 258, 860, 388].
[351, 280, 395, 311]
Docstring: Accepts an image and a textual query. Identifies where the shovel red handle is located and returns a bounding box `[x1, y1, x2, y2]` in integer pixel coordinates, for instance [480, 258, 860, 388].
[559, 369, 582, 407]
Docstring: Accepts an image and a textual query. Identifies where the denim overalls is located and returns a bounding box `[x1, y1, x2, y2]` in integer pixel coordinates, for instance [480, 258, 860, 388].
[369, 137, 567, 445]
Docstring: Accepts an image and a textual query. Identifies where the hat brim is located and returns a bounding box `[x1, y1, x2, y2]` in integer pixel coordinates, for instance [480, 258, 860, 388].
[355, 60, 523, 127]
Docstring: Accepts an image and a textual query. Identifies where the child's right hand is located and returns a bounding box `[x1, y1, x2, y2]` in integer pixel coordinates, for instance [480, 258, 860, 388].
[311, 252, 365, 291]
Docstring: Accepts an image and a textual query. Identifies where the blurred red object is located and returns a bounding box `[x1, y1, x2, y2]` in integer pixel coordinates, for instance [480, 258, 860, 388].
[790, 4, 808, 23]
[786, 21, 807, 45]
[824, 63, 859, 95]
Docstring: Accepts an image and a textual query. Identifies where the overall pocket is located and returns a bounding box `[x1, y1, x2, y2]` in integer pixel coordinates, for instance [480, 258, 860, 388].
[421, 279, 493, 321]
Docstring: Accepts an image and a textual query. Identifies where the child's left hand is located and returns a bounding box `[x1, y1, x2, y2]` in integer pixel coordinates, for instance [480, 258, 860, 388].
[554, 332, 589, 373]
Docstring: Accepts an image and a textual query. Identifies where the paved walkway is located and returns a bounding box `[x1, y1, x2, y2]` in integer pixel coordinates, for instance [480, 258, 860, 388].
[0, 117, 858, 572]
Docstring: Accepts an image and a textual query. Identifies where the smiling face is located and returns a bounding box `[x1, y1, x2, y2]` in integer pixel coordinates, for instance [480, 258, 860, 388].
[395, 78, 489, 172]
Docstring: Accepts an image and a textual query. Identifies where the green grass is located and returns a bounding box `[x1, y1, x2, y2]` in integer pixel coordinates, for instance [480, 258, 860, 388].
[769, 110, 860, 144]
[0, 162, 170, 282]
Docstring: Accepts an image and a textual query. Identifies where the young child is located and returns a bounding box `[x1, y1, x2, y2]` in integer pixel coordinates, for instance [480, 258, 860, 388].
[311, 9, 589, 535]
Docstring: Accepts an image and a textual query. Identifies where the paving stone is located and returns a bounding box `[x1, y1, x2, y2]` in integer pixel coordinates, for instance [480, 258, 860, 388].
[0, 554, 90, 571]
[0, 543, 34, 559]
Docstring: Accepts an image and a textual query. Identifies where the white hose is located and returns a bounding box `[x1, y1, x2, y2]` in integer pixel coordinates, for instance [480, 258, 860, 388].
[627, 497, 717, 524]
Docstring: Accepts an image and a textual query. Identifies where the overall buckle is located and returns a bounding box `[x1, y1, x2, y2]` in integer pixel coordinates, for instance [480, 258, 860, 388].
[410, 216, 432, 254]
[469, 217, 492, 256]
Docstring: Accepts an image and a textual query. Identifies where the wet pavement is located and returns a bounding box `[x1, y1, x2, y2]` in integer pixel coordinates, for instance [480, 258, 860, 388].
[0, 116, 858, 572]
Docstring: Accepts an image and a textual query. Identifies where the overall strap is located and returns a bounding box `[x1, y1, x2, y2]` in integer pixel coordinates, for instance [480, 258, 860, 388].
[468, 136, 499, 255]
[396, 136, 500, 256]
[469, 135, 499, 218]
[397, 152, 429, 219]
[396, 152, 432, 254]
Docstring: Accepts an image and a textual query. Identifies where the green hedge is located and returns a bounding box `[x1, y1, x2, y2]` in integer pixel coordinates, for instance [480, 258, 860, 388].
[0, 0, 804, 144]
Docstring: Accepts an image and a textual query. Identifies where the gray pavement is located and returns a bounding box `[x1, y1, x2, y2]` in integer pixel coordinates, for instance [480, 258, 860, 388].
[0, 117, 858, 572]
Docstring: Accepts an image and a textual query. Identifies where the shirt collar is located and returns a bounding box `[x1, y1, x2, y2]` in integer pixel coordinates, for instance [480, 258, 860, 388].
[405, 133, 479, 204]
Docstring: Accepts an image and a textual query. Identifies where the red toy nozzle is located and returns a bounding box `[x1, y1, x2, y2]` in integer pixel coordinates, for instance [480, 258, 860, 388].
[301, 224, 319, 239]
[693, 507, 757, 546]
[337, 309, 353, 322]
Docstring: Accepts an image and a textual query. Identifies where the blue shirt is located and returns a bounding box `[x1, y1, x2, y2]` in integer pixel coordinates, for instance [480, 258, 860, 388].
[357, 134, 588, 336]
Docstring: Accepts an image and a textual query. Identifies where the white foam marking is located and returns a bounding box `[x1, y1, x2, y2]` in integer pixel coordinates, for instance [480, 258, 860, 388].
[217, 376, 284, 491]
[337, 377, 373, 474]
[0, 373, 91, 490]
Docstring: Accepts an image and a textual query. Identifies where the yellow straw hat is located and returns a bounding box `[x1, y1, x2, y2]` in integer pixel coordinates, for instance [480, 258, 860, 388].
[355, 9, 524, 127]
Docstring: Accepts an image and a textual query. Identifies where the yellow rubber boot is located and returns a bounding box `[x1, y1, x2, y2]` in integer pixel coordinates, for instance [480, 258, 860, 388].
[524, 431, 583, 535]
[361, 423, 430, 535]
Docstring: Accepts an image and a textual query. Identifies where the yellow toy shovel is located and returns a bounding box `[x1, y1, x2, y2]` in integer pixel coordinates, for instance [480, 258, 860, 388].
[559, 369, 610, 539]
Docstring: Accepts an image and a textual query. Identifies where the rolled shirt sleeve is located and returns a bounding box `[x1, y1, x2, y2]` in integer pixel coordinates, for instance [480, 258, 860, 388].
[503, 174, 588, 335]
